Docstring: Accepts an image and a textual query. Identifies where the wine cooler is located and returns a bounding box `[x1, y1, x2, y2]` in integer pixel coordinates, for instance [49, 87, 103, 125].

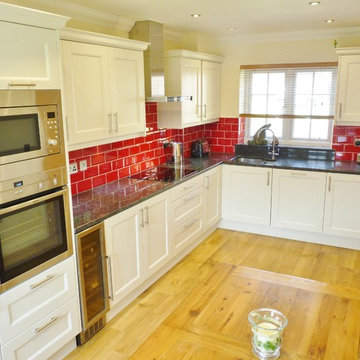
[76, 222, 109, 345]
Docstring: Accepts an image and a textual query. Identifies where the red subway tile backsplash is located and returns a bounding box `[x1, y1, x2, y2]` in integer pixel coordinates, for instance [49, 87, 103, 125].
[332, 125, 360, 162]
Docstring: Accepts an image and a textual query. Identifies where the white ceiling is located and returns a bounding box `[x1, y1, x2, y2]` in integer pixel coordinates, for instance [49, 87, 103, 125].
[60, 0, 360, 39]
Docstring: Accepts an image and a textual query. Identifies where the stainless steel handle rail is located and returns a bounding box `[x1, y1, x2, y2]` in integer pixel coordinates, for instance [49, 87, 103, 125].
[113, 113, 119, 133]
[108, 113, 113, 134]
[203, 104, 207, 118]
[140, 208, 144, 227]
[145, 206, 150, 225]
[106, 256, 114, 301]
[8, 83, 36, 87]
[183, 192, 199, 202]
[328, 176, 332, 192]
[184, 182, 196, 190]
[291, 172, 307, 176]
[35, 316, 59, 333]
[30, 275, 55, 289]
[267, 171, 270, 186]
[184, 218, 198, 228]
[205, 176, 210, 189]
[338, 103, 342, 119]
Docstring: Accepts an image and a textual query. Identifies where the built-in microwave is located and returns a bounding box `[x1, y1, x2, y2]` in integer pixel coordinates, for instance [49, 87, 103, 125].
[0, 95, 61, 166]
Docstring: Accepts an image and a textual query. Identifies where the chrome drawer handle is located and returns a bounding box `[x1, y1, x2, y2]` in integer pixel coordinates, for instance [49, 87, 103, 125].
[30, 275, 55, 290]
[8, 83, 36, 87]
[35, 316, 59, 334]
[183, 192, 199, 202]
[184, 182, 196, 190]
[184, 218, 198, 228]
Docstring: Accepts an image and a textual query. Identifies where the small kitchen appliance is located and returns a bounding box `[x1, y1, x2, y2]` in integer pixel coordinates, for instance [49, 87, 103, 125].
[191, 139, 209, 157]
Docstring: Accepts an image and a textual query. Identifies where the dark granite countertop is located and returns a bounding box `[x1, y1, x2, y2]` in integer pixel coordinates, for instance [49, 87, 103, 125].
[72, 151, 360, 233]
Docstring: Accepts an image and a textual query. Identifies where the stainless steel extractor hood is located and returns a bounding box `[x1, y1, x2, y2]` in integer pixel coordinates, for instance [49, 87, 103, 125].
[129, 20, 192, 103]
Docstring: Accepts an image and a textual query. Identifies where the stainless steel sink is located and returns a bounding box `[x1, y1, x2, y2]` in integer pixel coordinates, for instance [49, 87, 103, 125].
[230, 156, 276, 165]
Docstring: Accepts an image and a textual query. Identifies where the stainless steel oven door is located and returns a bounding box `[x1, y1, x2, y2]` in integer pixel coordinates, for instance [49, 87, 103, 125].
[0, 187, 73, 293]
[0, 105, 61, 165]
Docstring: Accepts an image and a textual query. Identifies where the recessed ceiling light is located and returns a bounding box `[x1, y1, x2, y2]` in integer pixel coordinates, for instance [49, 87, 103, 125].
[191, 13, 201, 18]
[309, 1, 321, 6]
[324, 19, 335, 23]
[228, 26, 237, 31]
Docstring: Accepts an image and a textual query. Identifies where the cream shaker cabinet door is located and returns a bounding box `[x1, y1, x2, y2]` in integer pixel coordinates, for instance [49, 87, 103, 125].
[202, 61, 221, 123]
[203, 166, 222, 230]
[62, 41, 111, 145]
[336, 53, 360, 125]
[323, 173, 360, 238]
[0, 21, 60, 89]
[108, 48, 146, 136]
[104, 205, 144, 306]
[142, 192, 171, 277]
[271, 169, 326, 233]
[222, 165, 272, 225]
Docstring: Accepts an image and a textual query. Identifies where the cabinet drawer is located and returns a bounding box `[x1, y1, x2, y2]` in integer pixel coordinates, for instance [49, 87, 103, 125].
[1, 297, 80, 360]
[171, 215, 203, 256]
[170, 189, 203, 229]
[170, 174, 203, 201]
[0, 257, 77, 344]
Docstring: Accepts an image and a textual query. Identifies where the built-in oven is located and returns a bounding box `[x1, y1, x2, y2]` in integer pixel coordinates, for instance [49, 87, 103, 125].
[0, 186, 73, 293]
[0, 89, 71, 293]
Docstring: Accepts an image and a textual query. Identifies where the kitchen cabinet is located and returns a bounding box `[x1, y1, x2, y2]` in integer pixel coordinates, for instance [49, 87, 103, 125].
[323, 173, 360, 238]
[203, 166, 222, 231]
[158, 50, 223, 129]
[335, 48, 360, 126]
[61, 29, 148, 148]
[271, 169, 327, 233]
[222, 165, 272, 225]
[0, 257, 80, 359]
[0, 3, 68, 90]
[104, 191, 170, 306]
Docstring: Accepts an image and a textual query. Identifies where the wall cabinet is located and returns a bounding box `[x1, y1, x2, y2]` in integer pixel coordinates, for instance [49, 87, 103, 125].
[323, 173, 360, 238]
[61, 29, 148, 148]
[158, 50, 223, 129]
[0, 3, 68, 90]
[203, 166, 222, 231]
[271, 169, 327, 233]
[222, 165, 272, 225]
[335, 48, 360, 126]
[104, 192, 170, 306]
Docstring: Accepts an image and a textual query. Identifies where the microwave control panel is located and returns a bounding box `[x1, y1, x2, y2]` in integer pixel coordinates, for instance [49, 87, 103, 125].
[44, 106, 61, 154]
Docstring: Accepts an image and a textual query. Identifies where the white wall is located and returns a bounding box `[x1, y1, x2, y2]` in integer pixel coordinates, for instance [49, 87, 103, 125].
[218, 35, 360, 117]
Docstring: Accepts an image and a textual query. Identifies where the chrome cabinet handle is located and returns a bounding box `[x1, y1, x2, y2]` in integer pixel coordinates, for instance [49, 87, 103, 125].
[291, 172, 307, 176]
[30, 275, 55, 289]
[145, 206, 150, 225]
[203, 104, 207, 118]
[267, 171, 270, 186]
[184, 218, 198, 228]
[140, 208, 144, 227]
[197, 104, 202, 118]
[106, 256, 114, 301]
[108, 113, 113, 134]
[184, 182, 196, 190]
[113, 113, 119, 133]
[338, 103, 342, 120]
[8, 83, 36, 87]
[183, 192, 199, 202]
[328, 176, 332, 192]
[35, 316, 59, 334]
[205, 176, 210, 189]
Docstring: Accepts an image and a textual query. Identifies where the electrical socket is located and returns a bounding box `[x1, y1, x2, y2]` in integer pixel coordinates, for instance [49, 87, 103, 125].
[69, 163, 78, 174]
[79, 160, 88, 171]
[354, 138, 360, 147]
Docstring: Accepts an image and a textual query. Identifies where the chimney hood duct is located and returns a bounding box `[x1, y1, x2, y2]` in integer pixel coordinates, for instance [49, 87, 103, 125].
[129, 20, 192, 103]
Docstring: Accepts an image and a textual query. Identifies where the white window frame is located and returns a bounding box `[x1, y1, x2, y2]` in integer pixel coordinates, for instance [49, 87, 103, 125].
[241, 63, 337, 148]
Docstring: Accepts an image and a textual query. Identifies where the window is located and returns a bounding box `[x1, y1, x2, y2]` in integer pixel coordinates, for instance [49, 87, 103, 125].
[239, 63, 338, 147]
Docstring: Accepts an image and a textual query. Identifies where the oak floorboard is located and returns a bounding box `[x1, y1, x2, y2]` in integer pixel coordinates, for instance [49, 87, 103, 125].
[65, 229, 360, 360]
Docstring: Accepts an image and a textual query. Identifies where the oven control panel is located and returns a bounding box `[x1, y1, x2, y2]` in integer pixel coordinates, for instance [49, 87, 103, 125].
[44, 107, 61, 154]
[0, 167, 66, 204]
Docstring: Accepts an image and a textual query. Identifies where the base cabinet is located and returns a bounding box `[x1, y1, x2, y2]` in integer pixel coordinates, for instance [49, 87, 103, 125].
[203, 166, 222, 230]
[104, 192, 170, 307]
[323, 173, 360, 238]
[222, 165, 272, 225]
[271, 169, 327, 233]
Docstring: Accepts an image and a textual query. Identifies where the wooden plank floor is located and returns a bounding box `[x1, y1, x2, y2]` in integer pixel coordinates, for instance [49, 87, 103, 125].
[65, 229, 360, 360]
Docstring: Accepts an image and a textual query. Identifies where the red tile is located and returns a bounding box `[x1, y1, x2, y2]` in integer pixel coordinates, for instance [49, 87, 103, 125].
[71, 183, 78, 195]
[149, 141, 159, 150]
[91, 153, 105, 165]
[99, 162, 112, 174]
[78, 179, 92, 193]
[106, 171, 119, 183]
[130, 145, 140, 155]
[231, 124, 239, 131]
[98, 143, 111, 152]
[218, 138, 231, 145]
[83, 146, 98, 156]
[212, 130, 225, 138]
[119, 167, 129, 178]
[112, 159, 123, 170]
[224, 146, 234, 154]
[335, 152, 353, 161]
[130, 164, 141, 174]
[85, 166, 99, 179]
[140, 143, 150, 152]
[70, 171, 84, 183]
[69, 149, 83, 160]
[92, 174, 106, 188]
[123, 139, 135, 147]
[333, 126, 346, 136]
[224, 117, 239, 124]
[135, 136, 145, 144]
[344, 144, 360, 153]
[118, 148, 130, 158]
[219, 123, 232, 131]
[105, 150, 118, 162]
[225, 131, 239, 139]
[211, 145, 224, 153]
[111, 141, 124, 149]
